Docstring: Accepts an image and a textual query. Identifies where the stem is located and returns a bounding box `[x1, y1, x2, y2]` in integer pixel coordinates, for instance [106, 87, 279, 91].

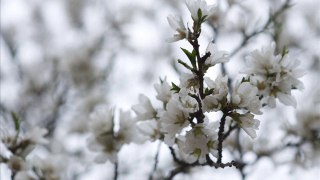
[165, 166, 186, 180]
[188, 38, 211, 124]
[235, 129, 246, 180]
[223, 123, 238, 140]
[114, 161, 118, 180]
[149, 141, 162, 180]
[217, 112, 228, 164]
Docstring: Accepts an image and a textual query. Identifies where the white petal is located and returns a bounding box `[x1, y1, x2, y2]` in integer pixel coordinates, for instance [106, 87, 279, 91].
[278, 93, 297, 108]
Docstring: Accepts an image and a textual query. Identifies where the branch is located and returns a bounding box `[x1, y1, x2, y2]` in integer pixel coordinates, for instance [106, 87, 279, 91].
[165, 166, 188, 180]
[149, 141, 162, 180]
[230, 0, 292, 57]
[114, 161, 118, 180]
[223, 124, 238, 140]
[235, 129, 246, 180]
[217, 112, 228, 164]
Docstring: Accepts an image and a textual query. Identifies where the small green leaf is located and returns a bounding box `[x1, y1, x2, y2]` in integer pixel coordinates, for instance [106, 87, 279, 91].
[190, 50, 197, 68]
[159, 77, 164, 84]
[204, 88, 214, 96]
[11, 112, 20, 131]
[197, 9, 202, 21]
[180, 48, 197, 69]
[200, 15, 208, 23]
[281, 46, 289, 58]
[178, 59, 193, 71]
[171, 82, 181, 93]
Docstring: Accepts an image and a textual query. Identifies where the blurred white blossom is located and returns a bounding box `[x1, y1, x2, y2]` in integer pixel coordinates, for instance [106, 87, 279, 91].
[154, 79, 172, 104]
[205, 42, 229, 67]
[132, 94, 157, 121]
[167, 15, 188, 42]
[186, 0, 216, 21]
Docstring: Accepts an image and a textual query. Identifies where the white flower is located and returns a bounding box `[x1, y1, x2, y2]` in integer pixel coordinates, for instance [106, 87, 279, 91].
[14, 171, 37, 180]
[94, 150, 118, 164]
[203, 75, 229, 112]
[31, 155, 65, 180]
[186, 0, 215, 21]
[245, 42, 305, 108]
[233, 113, 260, 139]
[132, 94, 157, 120]
[160, 98, 190, 146]
[87, 107, 120, 163]
[25, 127, 48, 144]
[7, 155, 27, 172]
[179, 72, 198, 89]
[87, 134, 120, 164]
[183, 127, 209, 163]
[176, 90, 199, 113]
[117, 110, 141, 144]
[232, 82, 262, 114]
[180, 120, 218, 163]
[154, 79, 172, 104]
[89, 107, 114, 136]
[136, 119, 162, 142]
[167, 15, 188, 42]
[205, 42, 229, 67]
[291, 105, 320, 140]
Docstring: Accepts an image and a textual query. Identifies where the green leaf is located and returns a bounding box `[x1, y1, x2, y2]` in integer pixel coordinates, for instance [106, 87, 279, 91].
[200, 15, 208, 23]
[197, 9, 202, 21]
[180, 48, 197, 69]
[11, 112, 20, 131]
[204, 88, 214, 96]
[281, 46, 289, 57]
[178, 59, 193, 71]
[170, 82, 181, 93]
[159, 77, 164, 84]
[190, 50, 197, 68]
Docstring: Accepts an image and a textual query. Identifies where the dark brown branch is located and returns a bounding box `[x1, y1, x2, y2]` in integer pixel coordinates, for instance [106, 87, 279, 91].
[217, 112, 228, 164]
[114, 161, 118, 180]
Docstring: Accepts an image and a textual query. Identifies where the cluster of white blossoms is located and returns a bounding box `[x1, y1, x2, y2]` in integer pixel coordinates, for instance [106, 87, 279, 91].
[244, 43, 305, 108]
[0, 117, 51, 179]
[86, 0, 305, 165]
[86, 107, 139, 163]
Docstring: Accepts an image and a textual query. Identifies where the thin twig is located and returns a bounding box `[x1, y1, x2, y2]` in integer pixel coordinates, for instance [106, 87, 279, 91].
[235, 128, 246, 180]
[114, 161, 118, 180]
[230, 0, 292, 57]
[149, 141, 162, 180]
[223, 124, 238, 140]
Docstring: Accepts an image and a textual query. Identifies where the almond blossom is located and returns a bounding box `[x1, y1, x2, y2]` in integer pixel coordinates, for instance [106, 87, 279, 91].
[205, 42, 229, 67]
[160, 98, 190, 146]
[186, 0, 215, 21]
[154, 79, 172, 104]
[132, 94, 157, 120]
[245, 43, 305, 108]
[203, 75, 229, 112]
[180, 120, 218, 163]
[167, 15, 188, 42]
[231, 113, 260, 139]
[231, 81, 262, 115]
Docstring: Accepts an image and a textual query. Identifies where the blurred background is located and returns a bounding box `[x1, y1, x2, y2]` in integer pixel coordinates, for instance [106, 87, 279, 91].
[1, 0, 319, 179]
